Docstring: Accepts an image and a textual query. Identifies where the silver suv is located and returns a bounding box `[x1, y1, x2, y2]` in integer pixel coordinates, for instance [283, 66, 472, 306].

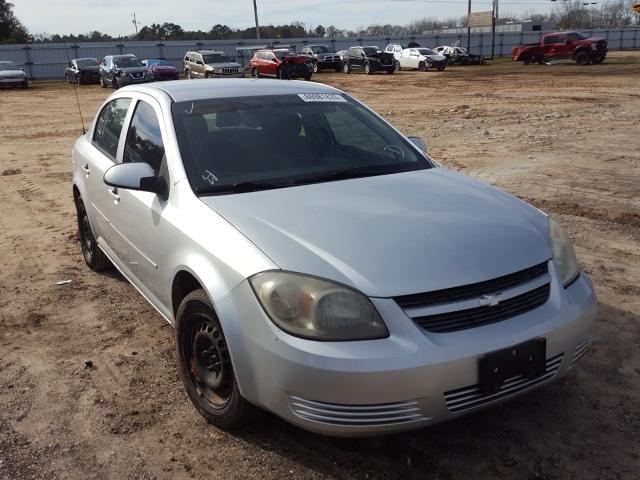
[183, 50, 244, 79]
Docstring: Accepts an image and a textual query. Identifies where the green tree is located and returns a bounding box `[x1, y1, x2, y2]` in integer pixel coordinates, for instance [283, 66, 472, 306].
[0, 0, 28, 43]
[314, 24, 326, 37]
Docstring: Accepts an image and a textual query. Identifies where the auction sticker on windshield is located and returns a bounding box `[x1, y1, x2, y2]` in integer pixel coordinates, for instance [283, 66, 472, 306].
[298, 93, 348, 103]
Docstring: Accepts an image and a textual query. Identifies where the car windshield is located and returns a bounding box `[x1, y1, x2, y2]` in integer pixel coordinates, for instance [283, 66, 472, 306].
[363, 47, 380, 55]
[0, 61, 18, 71]
[417, 48, 436, 56]
[114, 57, 142, 67]
[567, 32, 588, 40]
[311, 46, 330, 53]
[75, 59, 97, 67]
[172, 94, 431, 195]
[203, 53, 233, 63]
[274, 50, 292, 60]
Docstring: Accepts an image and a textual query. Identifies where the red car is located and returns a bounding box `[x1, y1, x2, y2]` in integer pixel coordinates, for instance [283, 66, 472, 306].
[141, 59, 180, 81]
[512, 31, 607, 66]
[249, 49, 313, 80]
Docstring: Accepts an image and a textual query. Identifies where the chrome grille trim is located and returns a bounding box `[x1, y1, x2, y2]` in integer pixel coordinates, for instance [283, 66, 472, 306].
[571, 341, 589, 366]
[443, 354, 564, 413]
[288, 396, 426, 426]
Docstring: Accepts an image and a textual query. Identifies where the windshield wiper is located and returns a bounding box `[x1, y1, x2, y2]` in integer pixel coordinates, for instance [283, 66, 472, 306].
[195, 180, 290, 195]
[292, 166, 407, 185]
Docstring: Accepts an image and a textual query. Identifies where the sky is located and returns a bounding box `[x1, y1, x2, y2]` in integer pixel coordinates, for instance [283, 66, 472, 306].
[14, 0, 558, 37]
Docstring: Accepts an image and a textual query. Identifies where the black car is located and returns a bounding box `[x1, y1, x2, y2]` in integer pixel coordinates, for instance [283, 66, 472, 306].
[65, 58, 100, 84]
[342, 46, 395, 75]
[99, 55, 153, 89]
[300, 45, 342, 73]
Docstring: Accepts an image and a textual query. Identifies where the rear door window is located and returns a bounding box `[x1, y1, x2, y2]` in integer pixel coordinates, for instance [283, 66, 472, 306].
[92, 98, 132, 160]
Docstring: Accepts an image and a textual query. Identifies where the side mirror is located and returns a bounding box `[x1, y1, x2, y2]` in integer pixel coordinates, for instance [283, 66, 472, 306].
[104, 162, 168, 199]
[408, 136, 427, 154]
[565, 39, 572, 45]
[272, 58, 278, 63]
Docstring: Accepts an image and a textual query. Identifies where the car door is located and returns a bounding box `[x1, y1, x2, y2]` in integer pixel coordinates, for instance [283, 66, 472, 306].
[409, 49, 420, 68]
[81, 96, 133, 254]
[351, 48, 364, 69]
[265, 52, 277, 76]
[106, 95, 173, 310]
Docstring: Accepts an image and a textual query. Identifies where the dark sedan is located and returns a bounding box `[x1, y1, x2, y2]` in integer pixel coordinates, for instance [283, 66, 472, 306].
[65, 58, 100, 84]
[142, 59, 180, 81]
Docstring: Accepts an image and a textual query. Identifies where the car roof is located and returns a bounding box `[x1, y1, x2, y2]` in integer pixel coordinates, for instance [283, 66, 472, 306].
[73, 57, 97, 61]
[126, 79, 342, 103]
[198, 50, 224, 54]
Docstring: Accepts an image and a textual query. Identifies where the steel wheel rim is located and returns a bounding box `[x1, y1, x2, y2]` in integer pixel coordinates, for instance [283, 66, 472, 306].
[186, 313, 233, 409]
[80, 213, 94, 262]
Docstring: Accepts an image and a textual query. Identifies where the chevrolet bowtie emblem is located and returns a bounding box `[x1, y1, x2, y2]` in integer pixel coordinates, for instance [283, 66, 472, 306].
[480, 293, 503, 307]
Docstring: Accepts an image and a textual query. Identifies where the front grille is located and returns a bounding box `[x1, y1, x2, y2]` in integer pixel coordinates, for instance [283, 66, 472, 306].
[131, 72, 144, 78]
[288, 396, 425, 426]
[570, 341, 589, 366]
[414, 283, 550, 333]
[221, 67, 240, 75]
[395, 261, 548, 309]
[444, 353, 564, 413]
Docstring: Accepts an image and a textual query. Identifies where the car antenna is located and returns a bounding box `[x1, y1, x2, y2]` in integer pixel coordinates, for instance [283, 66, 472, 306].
[62, 39, 87, 134]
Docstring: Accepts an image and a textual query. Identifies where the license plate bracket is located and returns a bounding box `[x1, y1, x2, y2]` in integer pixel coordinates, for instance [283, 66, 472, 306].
[479, 338, 547, 395]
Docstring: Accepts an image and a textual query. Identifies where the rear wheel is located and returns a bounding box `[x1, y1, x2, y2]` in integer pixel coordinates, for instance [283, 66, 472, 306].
[575, 50, 591, 66]
[176, 289, 260, 429]
[76, 196, 109, 271]
[418, 61, 427, 72]
[364, 62, 371, 75]
[394, 60, 401, 71]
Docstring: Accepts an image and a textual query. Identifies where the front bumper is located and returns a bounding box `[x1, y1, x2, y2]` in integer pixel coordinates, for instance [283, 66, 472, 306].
[118, 75, 153, 86]
[0, 77, 27, 86]
[215, 264, 597, 437]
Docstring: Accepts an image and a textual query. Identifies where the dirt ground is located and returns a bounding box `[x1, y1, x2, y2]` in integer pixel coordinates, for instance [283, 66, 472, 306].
[1, 51, 639, 480]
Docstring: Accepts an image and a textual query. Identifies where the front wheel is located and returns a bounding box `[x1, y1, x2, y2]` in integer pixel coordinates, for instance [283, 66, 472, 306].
[364, 62, 371, 75]
[575, 50, 591, 66]
[176, 289, 260, 429]
[312, 62, 319, 73]
[342, 62, 351, 74]
[251, 67, 259, 78]
[76, 197, 109, 271]
[418, 61, 427, 72]
[394, 60, 401, 72]
[592, 54, 605, 64]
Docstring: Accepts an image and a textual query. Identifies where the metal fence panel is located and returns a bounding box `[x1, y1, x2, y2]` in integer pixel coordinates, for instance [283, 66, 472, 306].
[1, 27, 638, 80]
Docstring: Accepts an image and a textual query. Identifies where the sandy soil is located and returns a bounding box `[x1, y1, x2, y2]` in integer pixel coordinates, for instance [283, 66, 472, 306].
[1, 51, 639, 480]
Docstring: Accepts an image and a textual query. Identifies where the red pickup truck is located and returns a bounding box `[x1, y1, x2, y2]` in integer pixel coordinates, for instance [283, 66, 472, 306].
[512, 31, 607, 66]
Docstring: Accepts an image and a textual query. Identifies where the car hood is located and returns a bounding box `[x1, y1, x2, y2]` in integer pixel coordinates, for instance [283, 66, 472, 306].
[116, 66, 147, 73]
[0, 69, 26, 77]
[151, 65, 177, 72]
[424, 54, 447, 62]
[209, 62, 242, 69]
[200, 169, 551, 297]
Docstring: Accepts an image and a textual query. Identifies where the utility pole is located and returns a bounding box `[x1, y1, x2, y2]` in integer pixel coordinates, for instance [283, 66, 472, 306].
[467, 0, 471, 51]
[253, 0, 261, 39]
[491, 0, 498, 58]
[132, 12, 140, 36]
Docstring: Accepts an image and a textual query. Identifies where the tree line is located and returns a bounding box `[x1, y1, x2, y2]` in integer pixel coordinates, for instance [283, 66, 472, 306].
[1, 0, 638, 45]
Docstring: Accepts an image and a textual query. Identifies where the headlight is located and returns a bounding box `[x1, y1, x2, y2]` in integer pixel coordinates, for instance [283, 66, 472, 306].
[549, 218, 580, 287]
[249, 271, 389, 341]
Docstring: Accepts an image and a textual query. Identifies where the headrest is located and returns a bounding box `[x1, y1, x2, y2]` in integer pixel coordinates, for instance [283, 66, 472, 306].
[216, 110, 242, 128]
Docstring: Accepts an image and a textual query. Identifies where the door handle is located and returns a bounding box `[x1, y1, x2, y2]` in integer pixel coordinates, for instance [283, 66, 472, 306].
[108, 187, 120, 202]
[82, 164, 91, 174]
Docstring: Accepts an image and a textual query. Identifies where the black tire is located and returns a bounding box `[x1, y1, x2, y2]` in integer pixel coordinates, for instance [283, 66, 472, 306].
[437, 65, 446, 71]
[112, 76, 119, 89]
[76, 196, 109, 271]
[364, 62, 371, 75]
[176, 289, 260, 430]
[251, 67, 259, 79]
[277, 67, 288, 80]
[77, 74, 84, 85]
[99, 75, 107, 88]
[386, 68, 394, 74]
[394, 60, 401, 72]
[304, 71, 312, 81]
[592, 54, 605, 64]
[342, 62, 351, 74]
[575, 50, 591, 66]
[418, 61, 427, 72]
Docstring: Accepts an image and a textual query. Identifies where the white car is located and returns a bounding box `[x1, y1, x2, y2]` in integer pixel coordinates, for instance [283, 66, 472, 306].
[0, 61, 28, 88]
[397, 48, 447, 72]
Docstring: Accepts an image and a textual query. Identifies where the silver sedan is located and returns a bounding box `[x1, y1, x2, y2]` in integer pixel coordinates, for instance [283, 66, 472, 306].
[72, 79, 596, 437]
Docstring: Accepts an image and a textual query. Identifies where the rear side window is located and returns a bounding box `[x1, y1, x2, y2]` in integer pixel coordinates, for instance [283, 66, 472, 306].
[92, 98, 131, 160]
[123, 100, 165, 174]
[544, 36, 559, 44]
